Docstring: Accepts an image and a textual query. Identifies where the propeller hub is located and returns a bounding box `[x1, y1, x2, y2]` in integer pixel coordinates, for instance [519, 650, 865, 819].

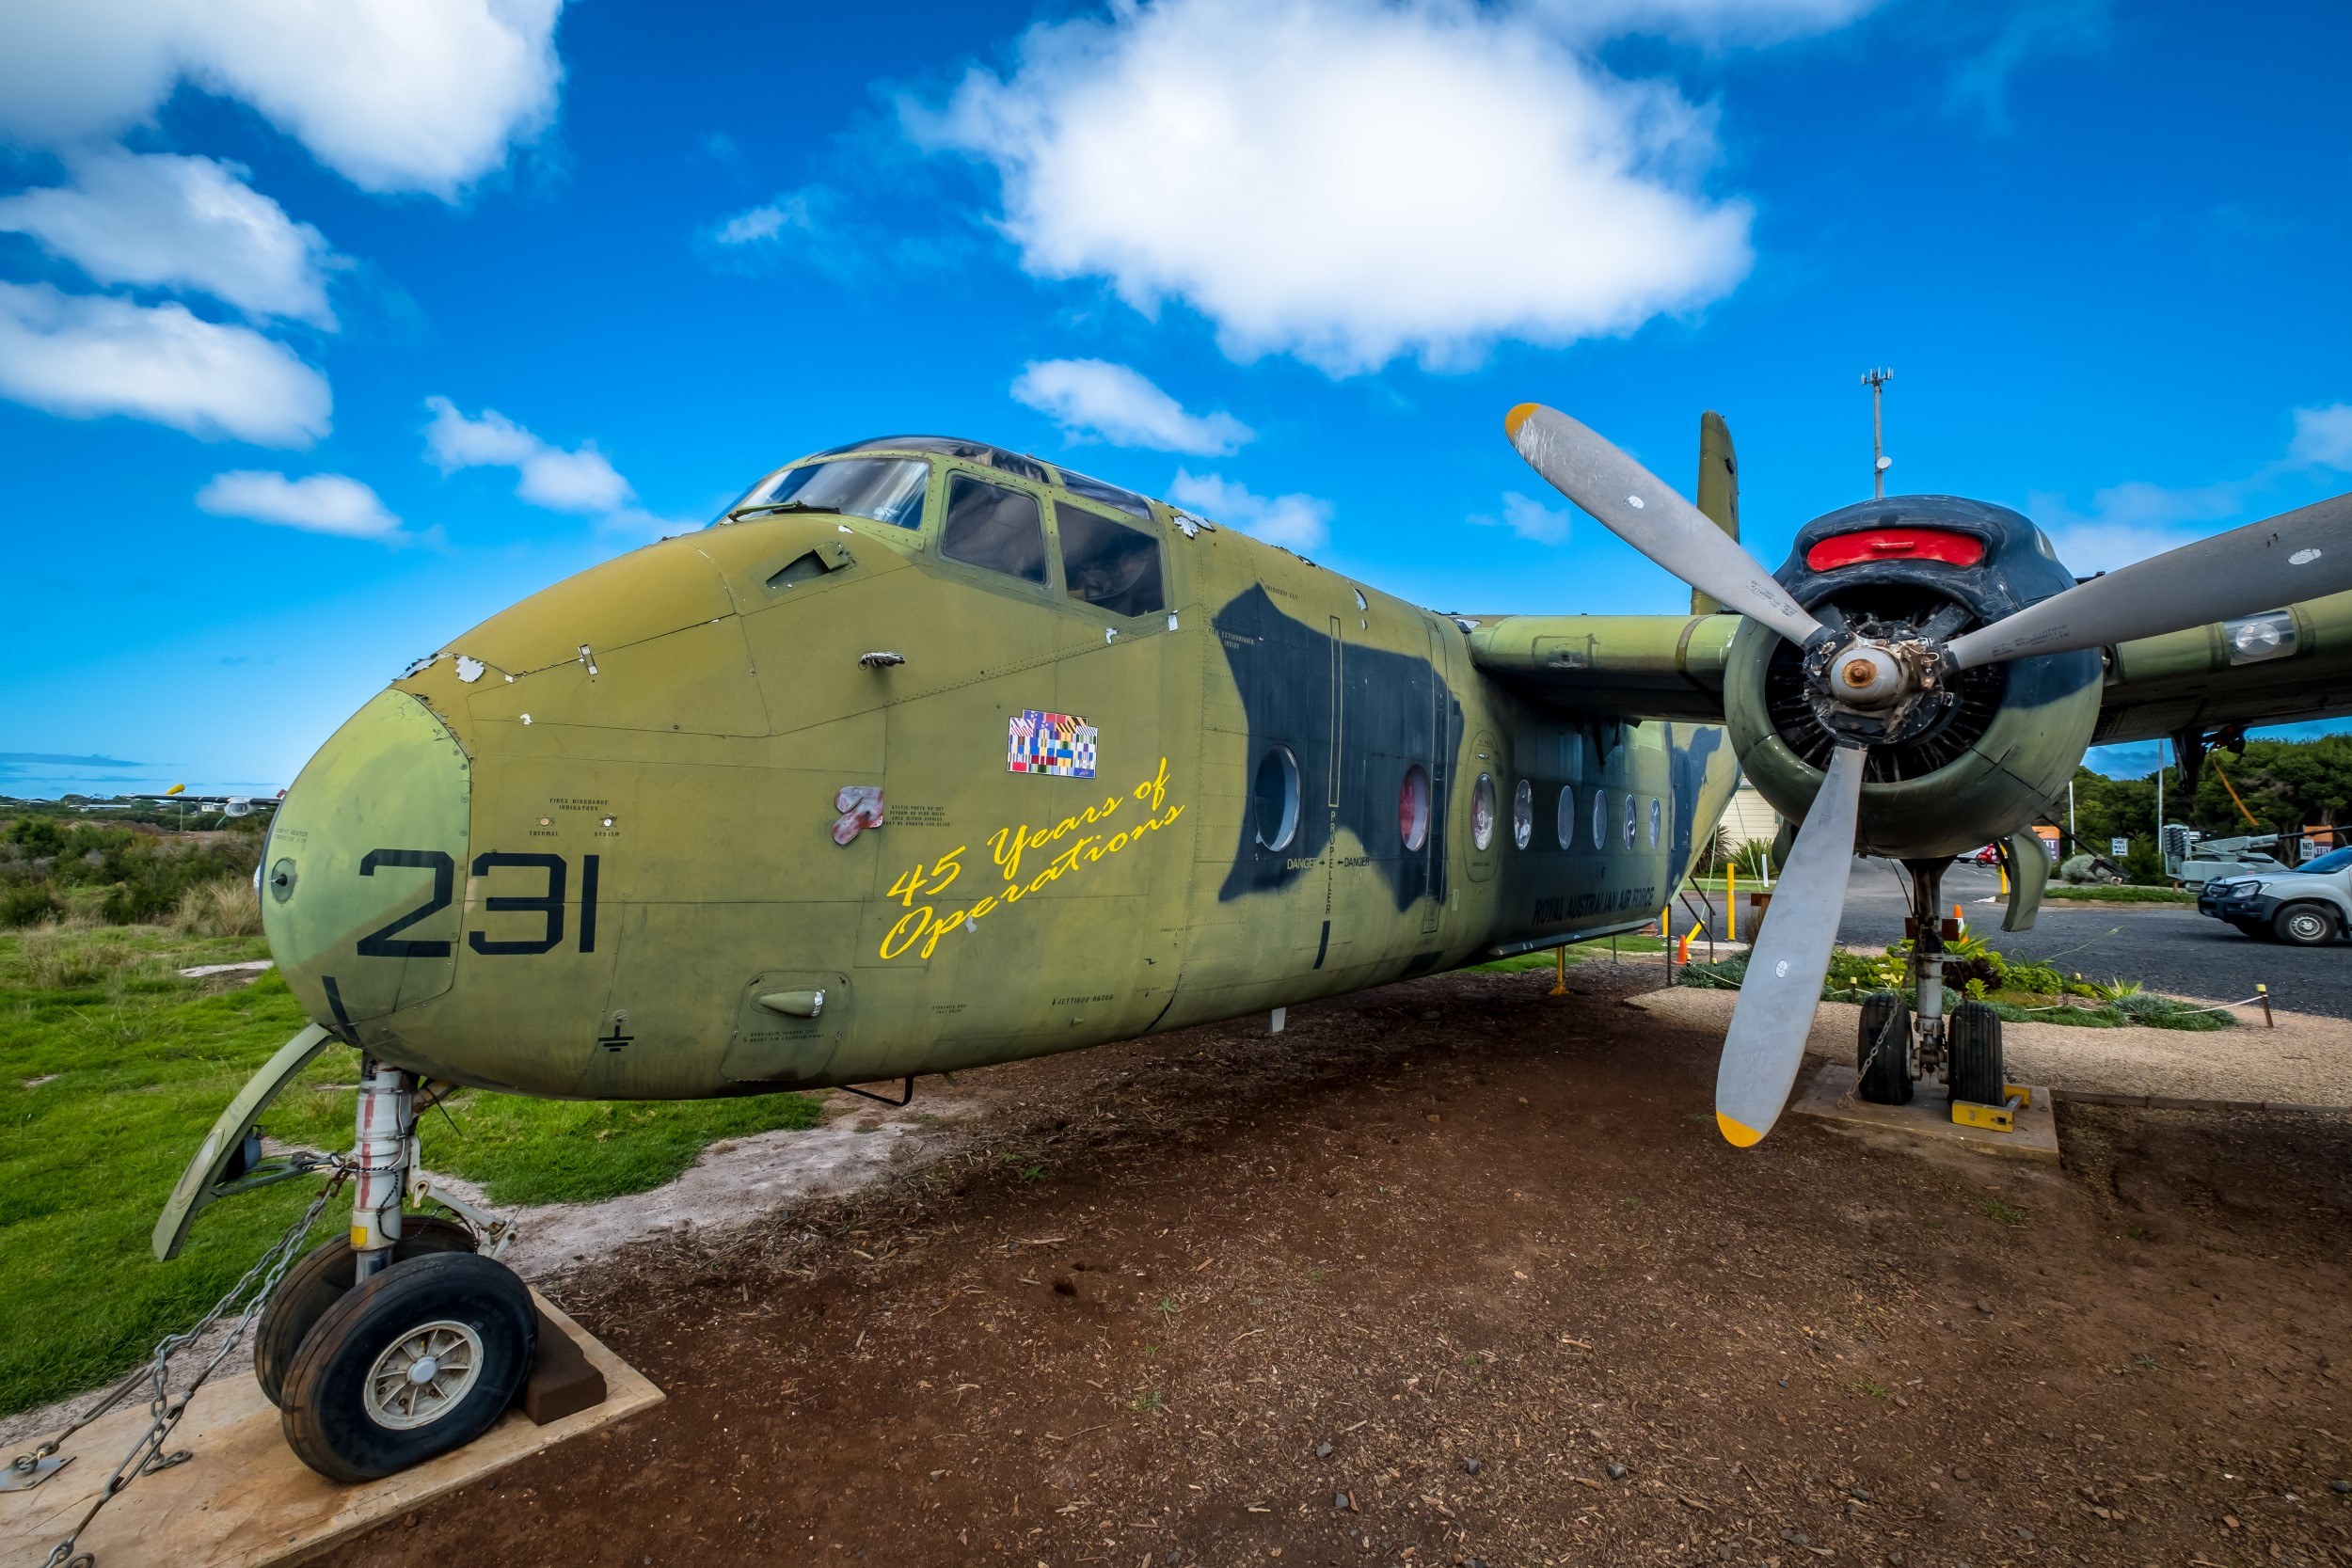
[1834, 644, 1907, 707]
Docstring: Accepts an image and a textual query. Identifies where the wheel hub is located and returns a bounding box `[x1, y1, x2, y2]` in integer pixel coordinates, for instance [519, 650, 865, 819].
[364, 1320, 483, 1431]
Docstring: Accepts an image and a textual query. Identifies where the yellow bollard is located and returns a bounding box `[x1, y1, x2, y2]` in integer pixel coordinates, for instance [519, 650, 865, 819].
[1551, 945, 1568, 997]
[2259, 983, 2273, 1028]
[1726, 863, 1738, 943]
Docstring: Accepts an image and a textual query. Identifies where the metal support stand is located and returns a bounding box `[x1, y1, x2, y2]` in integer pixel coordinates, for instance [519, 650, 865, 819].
[1905, 858, 1951, 1082]
[350, 1060, 417, 1282]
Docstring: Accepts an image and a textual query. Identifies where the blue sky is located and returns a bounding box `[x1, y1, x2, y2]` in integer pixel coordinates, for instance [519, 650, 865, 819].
[4, 0, 2350, 798]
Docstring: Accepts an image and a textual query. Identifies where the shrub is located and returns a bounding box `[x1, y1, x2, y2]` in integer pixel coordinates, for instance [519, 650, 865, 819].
[0, 881, 60, 928]
[171, 878, 262, 938]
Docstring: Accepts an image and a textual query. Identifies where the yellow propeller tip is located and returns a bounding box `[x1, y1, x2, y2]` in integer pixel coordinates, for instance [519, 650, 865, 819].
[1715, 1111, 1764, 1148]
[1503, 403, 1540, 439]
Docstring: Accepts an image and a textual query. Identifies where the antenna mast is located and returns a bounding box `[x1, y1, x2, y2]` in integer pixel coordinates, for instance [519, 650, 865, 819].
[1862, 367, 1893, 499]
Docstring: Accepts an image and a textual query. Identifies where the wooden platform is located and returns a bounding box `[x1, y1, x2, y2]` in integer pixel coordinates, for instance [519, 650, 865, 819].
[1, 1293, 660, 1568]
[1789, 1061, 2061, 1163]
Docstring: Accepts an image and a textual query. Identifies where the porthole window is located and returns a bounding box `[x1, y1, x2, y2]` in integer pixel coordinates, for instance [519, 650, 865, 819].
[1253, 746, 1301, 851]
[1622, 793, 1638, 848]
[1592, 789, 1608, 850]
[1647, 797, 1662, 849]
[1511, 779, 1533, 850]
[1556, 785, 1575, 849]
[1470, 773, 1496, 852]
[1399, 764, 1431, 852]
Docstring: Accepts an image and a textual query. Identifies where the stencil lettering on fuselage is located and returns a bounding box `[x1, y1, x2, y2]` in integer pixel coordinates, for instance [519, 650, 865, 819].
[1211, 586, 1462, 911]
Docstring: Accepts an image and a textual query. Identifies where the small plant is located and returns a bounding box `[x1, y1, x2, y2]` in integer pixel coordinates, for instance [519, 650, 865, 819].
[1019, 1164, 1047, 1182]
[1129, 1388, 1165, 1413]
[1979, 1196, 2027, 1226]
[1154, 1295, 1181, 1318]
[1851, 1378, 1887, 1399]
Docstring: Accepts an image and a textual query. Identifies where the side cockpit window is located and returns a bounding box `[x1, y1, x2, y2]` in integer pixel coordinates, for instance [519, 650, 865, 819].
[1057, 503, 1166, 618]
[941, 474, 1049, 584]
[1057, 468, 1154, 522]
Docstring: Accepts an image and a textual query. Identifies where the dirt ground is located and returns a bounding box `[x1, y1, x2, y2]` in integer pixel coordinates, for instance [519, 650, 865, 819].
[326, 960, 2352, 1568]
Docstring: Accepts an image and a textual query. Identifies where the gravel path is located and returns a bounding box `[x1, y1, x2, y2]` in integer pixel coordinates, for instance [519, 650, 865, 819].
[1630, 985, 2352, 1105]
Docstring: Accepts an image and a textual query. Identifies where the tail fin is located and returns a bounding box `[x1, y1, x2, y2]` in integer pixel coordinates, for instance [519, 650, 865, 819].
[1692, 410, 1740, 615]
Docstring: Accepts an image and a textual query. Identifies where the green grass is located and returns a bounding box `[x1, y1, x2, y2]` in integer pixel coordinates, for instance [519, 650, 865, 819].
[0, 924, 819, 1418]
[2031, 884, 2193, 905]
[1676, 950, 2231, 1030]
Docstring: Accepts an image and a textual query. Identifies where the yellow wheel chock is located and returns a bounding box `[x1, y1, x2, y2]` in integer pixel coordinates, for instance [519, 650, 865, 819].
[1949, 1084, 2033, 1132]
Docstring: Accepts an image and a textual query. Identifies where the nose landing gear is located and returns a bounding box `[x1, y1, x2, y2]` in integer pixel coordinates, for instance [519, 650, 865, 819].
[255, 1061, 537, 1481]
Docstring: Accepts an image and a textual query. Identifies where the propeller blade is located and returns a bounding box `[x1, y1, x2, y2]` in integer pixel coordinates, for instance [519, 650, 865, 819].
[1506, 404, 1827, 648]
[1947, 492, 2352, 669]
[1715, 742, 1867, 1148]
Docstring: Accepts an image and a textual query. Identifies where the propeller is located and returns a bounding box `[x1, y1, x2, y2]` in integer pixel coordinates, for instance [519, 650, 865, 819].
[1504, 400, 2352, 1147]
[1715, 742, 1866, 1147]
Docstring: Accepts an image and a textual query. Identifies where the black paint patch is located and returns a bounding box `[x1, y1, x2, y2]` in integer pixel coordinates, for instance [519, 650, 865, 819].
[1213, 586, 1462, 910]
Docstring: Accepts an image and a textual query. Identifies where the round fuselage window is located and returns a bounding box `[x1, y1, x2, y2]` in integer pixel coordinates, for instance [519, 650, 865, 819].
[1556, 785, 1574, 849]
[1648, 796, 1662, 849]
[1254, 746, 1301, 851]
[1511, 779, 1533, 849]
[1399, 764, 1431, 851]
[1591, 789, 1608, 850]
[1622, 793, 1637, 848]
[1470, 773, 1496, 851]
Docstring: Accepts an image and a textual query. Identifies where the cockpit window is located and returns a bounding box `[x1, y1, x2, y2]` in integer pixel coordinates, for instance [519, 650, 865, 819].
[1056, 468, 1153, 522]
[818, 436, 1050, 484]
[941, 474, 1049, 585]
[1057, 503, 1165, 617]
[721, 458, 929, 529]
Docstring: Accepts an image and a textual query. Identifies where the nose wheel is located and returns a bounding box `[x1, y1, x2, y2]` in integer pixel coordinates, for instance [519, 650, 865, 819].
[279, 1250, 537, 1482]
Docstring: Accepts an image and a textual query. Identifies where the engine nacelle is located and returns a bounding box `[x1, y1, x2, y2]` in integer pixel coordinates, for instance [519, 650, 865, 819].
[1724, 496, 2103, 862]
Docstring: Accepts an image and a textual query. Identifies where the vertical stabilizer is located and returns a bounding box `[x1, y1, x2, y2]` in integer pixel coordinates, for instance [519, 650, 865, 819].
[1692, 411, 1740, 615]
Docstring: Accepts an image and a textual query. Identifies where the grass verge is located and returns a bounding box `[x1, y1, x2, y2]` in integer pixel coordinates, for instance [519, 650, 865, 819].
[0, 924, 818, 1419]
[2032, 885, 2195, 905]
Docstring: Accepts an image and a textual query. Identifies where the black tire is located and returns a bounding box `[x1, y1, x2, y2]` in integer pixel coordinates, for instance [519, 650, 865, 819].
[1947, 1000, 2006, 1107]
[1855, 990, 1913, 1105]
[2273, 903, 2338, 946]
[255, 1216, 476, 1408]
[281, 1251, 536, 1483]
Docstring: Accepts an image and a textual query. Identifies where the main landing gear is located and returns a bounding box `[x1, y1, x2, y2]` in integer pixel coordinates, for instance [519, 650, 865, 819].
[260, 1062, 536, 1481]
[1852, 857, 2019, 1124]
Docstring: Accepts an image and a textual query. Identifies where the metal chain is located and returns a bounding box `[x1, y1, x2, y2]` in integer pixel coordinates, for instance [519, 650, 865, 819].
[29, 1172, 345, 1568]
[1858, 992, 1907, 1084]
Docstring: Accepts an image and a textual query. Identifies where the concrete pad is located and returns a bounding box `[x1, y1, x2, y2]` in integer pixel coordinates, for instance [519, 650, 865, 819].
[1788, 1061, 2060, 1164]
[0, 1293, 659, 1568]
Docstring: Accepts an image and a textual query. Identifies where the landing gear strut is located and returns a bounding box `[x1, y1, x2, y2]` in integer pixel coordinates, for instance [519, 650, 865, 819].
[256, 1059, 537, 1481]
[1853, 856, 2006, 1108]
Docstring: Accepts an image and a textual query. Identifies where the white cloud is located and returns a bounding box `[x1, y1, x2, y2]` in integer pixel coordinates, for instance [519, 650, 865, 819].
[1012, 358, 1252, 455]
[197, 470, 402, 539]
[712, 190, 824, 247]
[1168, 467, 1332, 551]
[1469, 490, 1573, 545]
[912, 0, 1754, 374]
[0, 0, 564, 198]
[2027, 479, 2247, 575]
[423, 395, 636, 515]
[0, 149, 340, 325]
[2290, 404, 2352, 471]
[0, 280, 329, 445]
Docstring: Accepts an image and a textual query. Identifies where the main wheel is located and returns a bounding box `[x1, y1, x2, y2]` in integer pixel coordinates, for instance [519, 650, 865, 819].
[2274, 903, 2337, 946]
[255, 1215, 476, 1408]
[1947, 1000, 2006, 1107]
[280, 1251, 536, 1483]
[1855, 990, 1913, 1105]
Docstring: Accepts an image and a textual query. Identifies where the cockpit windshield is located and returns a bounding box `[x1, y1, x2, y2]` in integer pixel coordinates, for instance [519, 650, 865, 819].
[716, 457, 930, 529]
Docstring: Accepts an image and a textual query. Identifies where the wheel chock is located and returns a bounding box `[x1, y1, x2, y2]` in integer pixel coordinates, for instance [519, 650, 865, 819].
[1950, 1086, 2032, 1133]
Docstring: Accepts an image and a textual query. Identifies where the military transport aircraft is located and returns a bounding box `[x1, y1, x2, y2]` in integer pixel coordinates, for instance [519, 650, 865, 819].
[149, 415, 2352, 1484]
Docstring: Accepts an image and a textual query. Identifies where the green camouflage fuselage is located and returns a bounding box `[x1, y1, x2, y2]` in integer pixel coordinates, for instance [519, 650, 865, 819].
[262, 452, 1740, 1101]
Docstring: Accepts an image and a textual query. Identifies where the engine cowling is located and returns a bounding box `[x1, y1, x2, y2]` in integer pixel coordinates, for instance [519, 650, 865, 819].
[1724, 496, 2103, 861]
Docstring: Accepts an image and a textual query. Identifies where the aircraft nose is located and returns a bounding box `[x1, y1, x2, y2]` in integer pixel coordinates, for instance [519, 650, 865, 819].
[263, 689, 472, 1031]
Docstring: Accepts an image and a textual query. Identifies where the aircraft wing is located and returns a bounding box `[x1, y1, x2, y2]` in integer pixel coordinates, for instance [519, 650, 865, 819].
[1463, 613, 1738, 724]
[2090, 588, 2352, 746]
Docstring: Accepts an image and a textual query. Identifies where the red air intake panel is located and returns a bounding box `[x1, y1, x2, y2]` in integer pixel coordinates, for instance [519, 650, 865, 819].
[1805, 528, 1985, 572]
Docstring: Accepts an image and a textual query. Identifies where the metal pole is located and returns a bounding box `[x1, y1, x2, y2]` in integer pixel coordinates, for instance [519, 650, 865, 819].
[2068, 780, 2076, 845]
[1863, 368, 1893, 499]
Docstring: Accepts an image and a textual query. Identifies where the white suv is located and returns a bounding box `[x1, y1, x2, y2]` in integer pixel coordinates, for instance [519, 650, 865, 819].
[2198, 846, 2352, 945]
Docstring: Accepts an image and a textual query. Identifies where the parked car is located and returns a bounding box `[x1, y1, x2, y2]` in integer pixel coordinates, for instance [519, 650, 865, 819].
[2198, 846, 2352, 944]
